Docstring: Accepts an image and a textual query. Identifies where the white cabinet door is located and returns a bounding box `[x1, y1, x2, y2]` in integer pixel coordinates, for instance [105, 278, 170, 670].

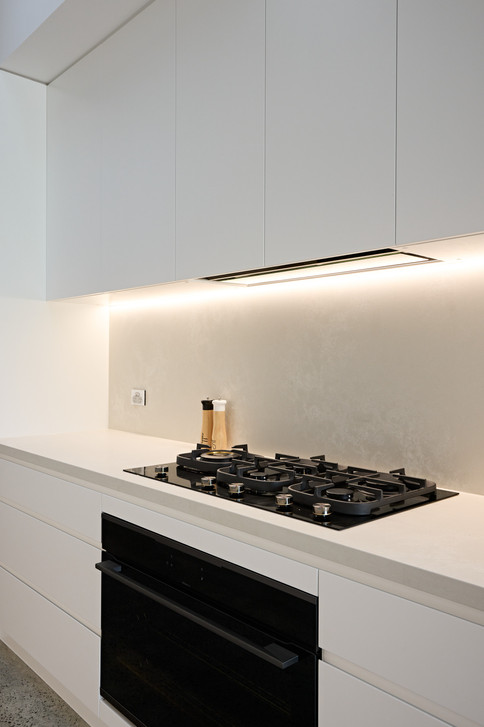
[319, 571, 484, 726]
[265, 0, 396, 267]
[47, 48, 102, 298]
[0, 502, 100, 630]
[0, 567, 100, 725]
[0, 459, 101, 543]
[47, 0, 176, 298]
[175, 0, 265, 280]
[319, 663, 449, 727]
[396, 0, 484, 244]
[96, 0, 176, 293]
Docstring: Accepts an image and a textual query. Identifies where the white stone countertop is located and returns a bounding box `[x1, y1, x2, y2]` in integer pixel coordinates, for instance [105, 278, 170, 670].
[1, 429, 483, 624]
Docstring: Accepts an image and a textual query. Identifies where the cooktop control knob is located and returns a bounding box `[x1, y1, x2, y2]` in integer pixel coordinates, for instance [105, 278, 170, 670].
[228, 482, 245, 497]
[154, 465, 169, 478]
[200, 476, 217, 492]
[313, 502, 332, 519]
[275, 493, 293, 510]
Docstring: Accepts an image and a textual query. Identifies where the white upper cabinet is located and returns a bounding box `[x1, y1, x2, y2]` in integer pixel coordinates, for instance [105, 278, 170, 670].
[47, 50, 102, 298]
[47, 0, 175, 299]
[396, 0, 484, 245]
[45, 0, 484, 296]
[175, 0, 265, 280]
[265, 0, 396, 267]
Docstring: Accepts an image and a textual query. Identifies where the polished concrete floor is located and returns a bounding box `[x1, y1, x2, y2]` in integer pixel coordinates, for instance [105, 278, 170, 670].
[0, 641, 89, 727]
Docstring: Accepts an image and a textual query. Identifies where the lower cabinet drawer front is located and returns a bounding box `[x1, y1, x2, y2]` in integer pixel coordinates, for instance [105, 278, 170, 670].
[0, 501, 100, 630]
[319, 663, 449, 727]
[319, 571, 484, 725]
[0, 566, 100, 718]
[0, 459, 101, 542]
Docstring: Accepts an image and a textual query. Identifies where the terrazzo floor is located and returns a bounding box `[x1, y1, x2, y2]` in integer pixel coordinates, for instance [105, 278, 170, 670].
[0, 641, 89, 727]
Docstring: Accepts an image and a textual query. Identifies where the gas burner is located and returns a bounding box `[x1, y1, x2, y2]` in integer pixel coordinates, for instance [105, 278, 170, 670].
[287, 469, 441, 516]
[274, 453, 340, 476]
[245, 467, 284, 481]
[176, 444, 252, 474]
[325, 487, 354, 501]
[217, 458, 297, 495]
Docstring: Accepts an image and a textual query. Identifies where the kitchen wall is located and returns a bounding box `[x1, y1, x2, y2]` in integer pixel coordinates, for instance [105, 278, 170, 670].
[109, 257, 484, 496]
[0, 70, 109, 437]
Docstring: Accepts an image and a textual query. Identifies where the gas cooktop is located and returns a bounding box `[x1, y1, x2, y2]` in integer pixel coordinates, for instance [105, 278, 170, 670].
[124, 444, 458, 531]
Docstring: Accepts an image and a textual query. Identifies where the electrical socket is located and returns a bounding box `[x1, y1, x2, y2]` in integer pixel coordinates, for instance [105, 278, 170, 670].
[131, 389, 146, 406]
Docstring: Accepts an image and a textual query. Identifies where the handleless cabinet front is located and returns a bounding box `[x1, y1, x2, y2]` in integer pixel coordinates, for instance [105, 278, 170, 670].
[0, 458, 102, 724]
[265, 0, 396, 267]
[396, 0, 484, 244]
[319, 664, 449, 727]
[175, 0, 265, 280]
[319, 571, 484, 726]
[47, 0, 176, 299]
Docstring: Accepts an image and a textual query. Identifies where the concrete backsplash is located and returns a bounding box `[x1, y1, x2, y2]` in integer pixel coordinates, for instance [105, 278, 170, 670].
[109, 258, 484, 495]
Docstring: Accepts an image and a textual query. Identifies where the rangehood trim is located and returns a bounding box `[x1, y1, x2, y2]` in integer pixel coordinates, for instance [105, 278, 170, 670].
[203, 248, 440, 287]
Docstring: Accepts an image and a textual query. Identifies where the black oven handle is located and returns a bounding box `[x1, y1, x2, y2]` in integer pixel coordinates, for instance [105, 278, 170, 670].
[96, 559, 299, 670]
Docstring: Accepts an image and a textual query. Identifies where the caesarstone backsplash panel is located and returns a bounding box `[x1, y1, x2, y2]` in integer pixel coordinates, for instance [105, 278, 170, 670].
[109, 258, 484, 495]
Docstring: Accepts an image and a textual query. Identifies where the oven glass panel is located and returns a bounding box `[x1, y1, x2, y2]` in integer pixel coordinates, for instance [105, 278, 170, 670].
[101, 569, 317, 727]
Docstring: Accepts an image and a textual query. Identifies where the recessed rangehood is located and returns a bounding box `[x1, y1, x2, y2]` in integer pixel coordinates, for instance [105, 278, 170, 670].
[204, 231, 484, 287]
[204, 249, 436, 286]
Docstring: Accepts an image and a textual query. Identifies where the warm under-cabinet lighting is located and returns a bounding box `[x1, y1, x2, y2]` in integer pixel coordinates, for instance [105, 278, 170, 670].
[204, 249, 439, 286]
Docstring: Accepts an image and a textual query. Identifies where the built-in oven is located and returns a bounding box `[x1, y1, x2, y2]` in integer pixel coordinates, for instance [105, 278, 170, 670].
[96, 514, 319, 727]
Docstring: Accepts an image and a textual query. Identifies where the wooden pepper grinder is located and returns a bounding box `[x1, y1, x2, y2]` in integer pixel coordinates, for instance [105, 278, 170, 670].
[200, 399, 213, 447]
[211, 399, 228, 450]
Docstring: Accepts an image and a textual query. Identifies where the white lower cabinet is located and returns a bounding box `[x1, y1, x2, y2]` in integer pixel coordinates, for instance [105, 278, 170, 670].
[0, 459, 103, 727]
[0, 566, 100, 726]
[319, 663, 448, 727]
[319, 570, 484, 727]
[0, 502, 100, 630]
[0, 459, 102, 543]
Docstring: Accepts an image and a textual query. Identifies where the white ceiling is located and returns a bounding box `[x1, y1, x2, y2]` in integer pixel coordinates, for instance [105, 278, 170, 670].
[0, 0, 154, 84]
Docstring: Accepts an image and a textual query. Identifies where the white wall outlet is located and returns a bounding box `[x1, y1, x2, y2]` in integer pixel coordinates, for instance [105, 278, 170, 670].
[131, 389, 146, 406]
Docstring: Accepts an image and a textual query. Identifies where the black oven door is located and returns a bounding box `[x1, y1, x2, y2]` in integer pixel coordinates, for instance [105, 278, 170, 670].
[97, 557, 318, 727]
